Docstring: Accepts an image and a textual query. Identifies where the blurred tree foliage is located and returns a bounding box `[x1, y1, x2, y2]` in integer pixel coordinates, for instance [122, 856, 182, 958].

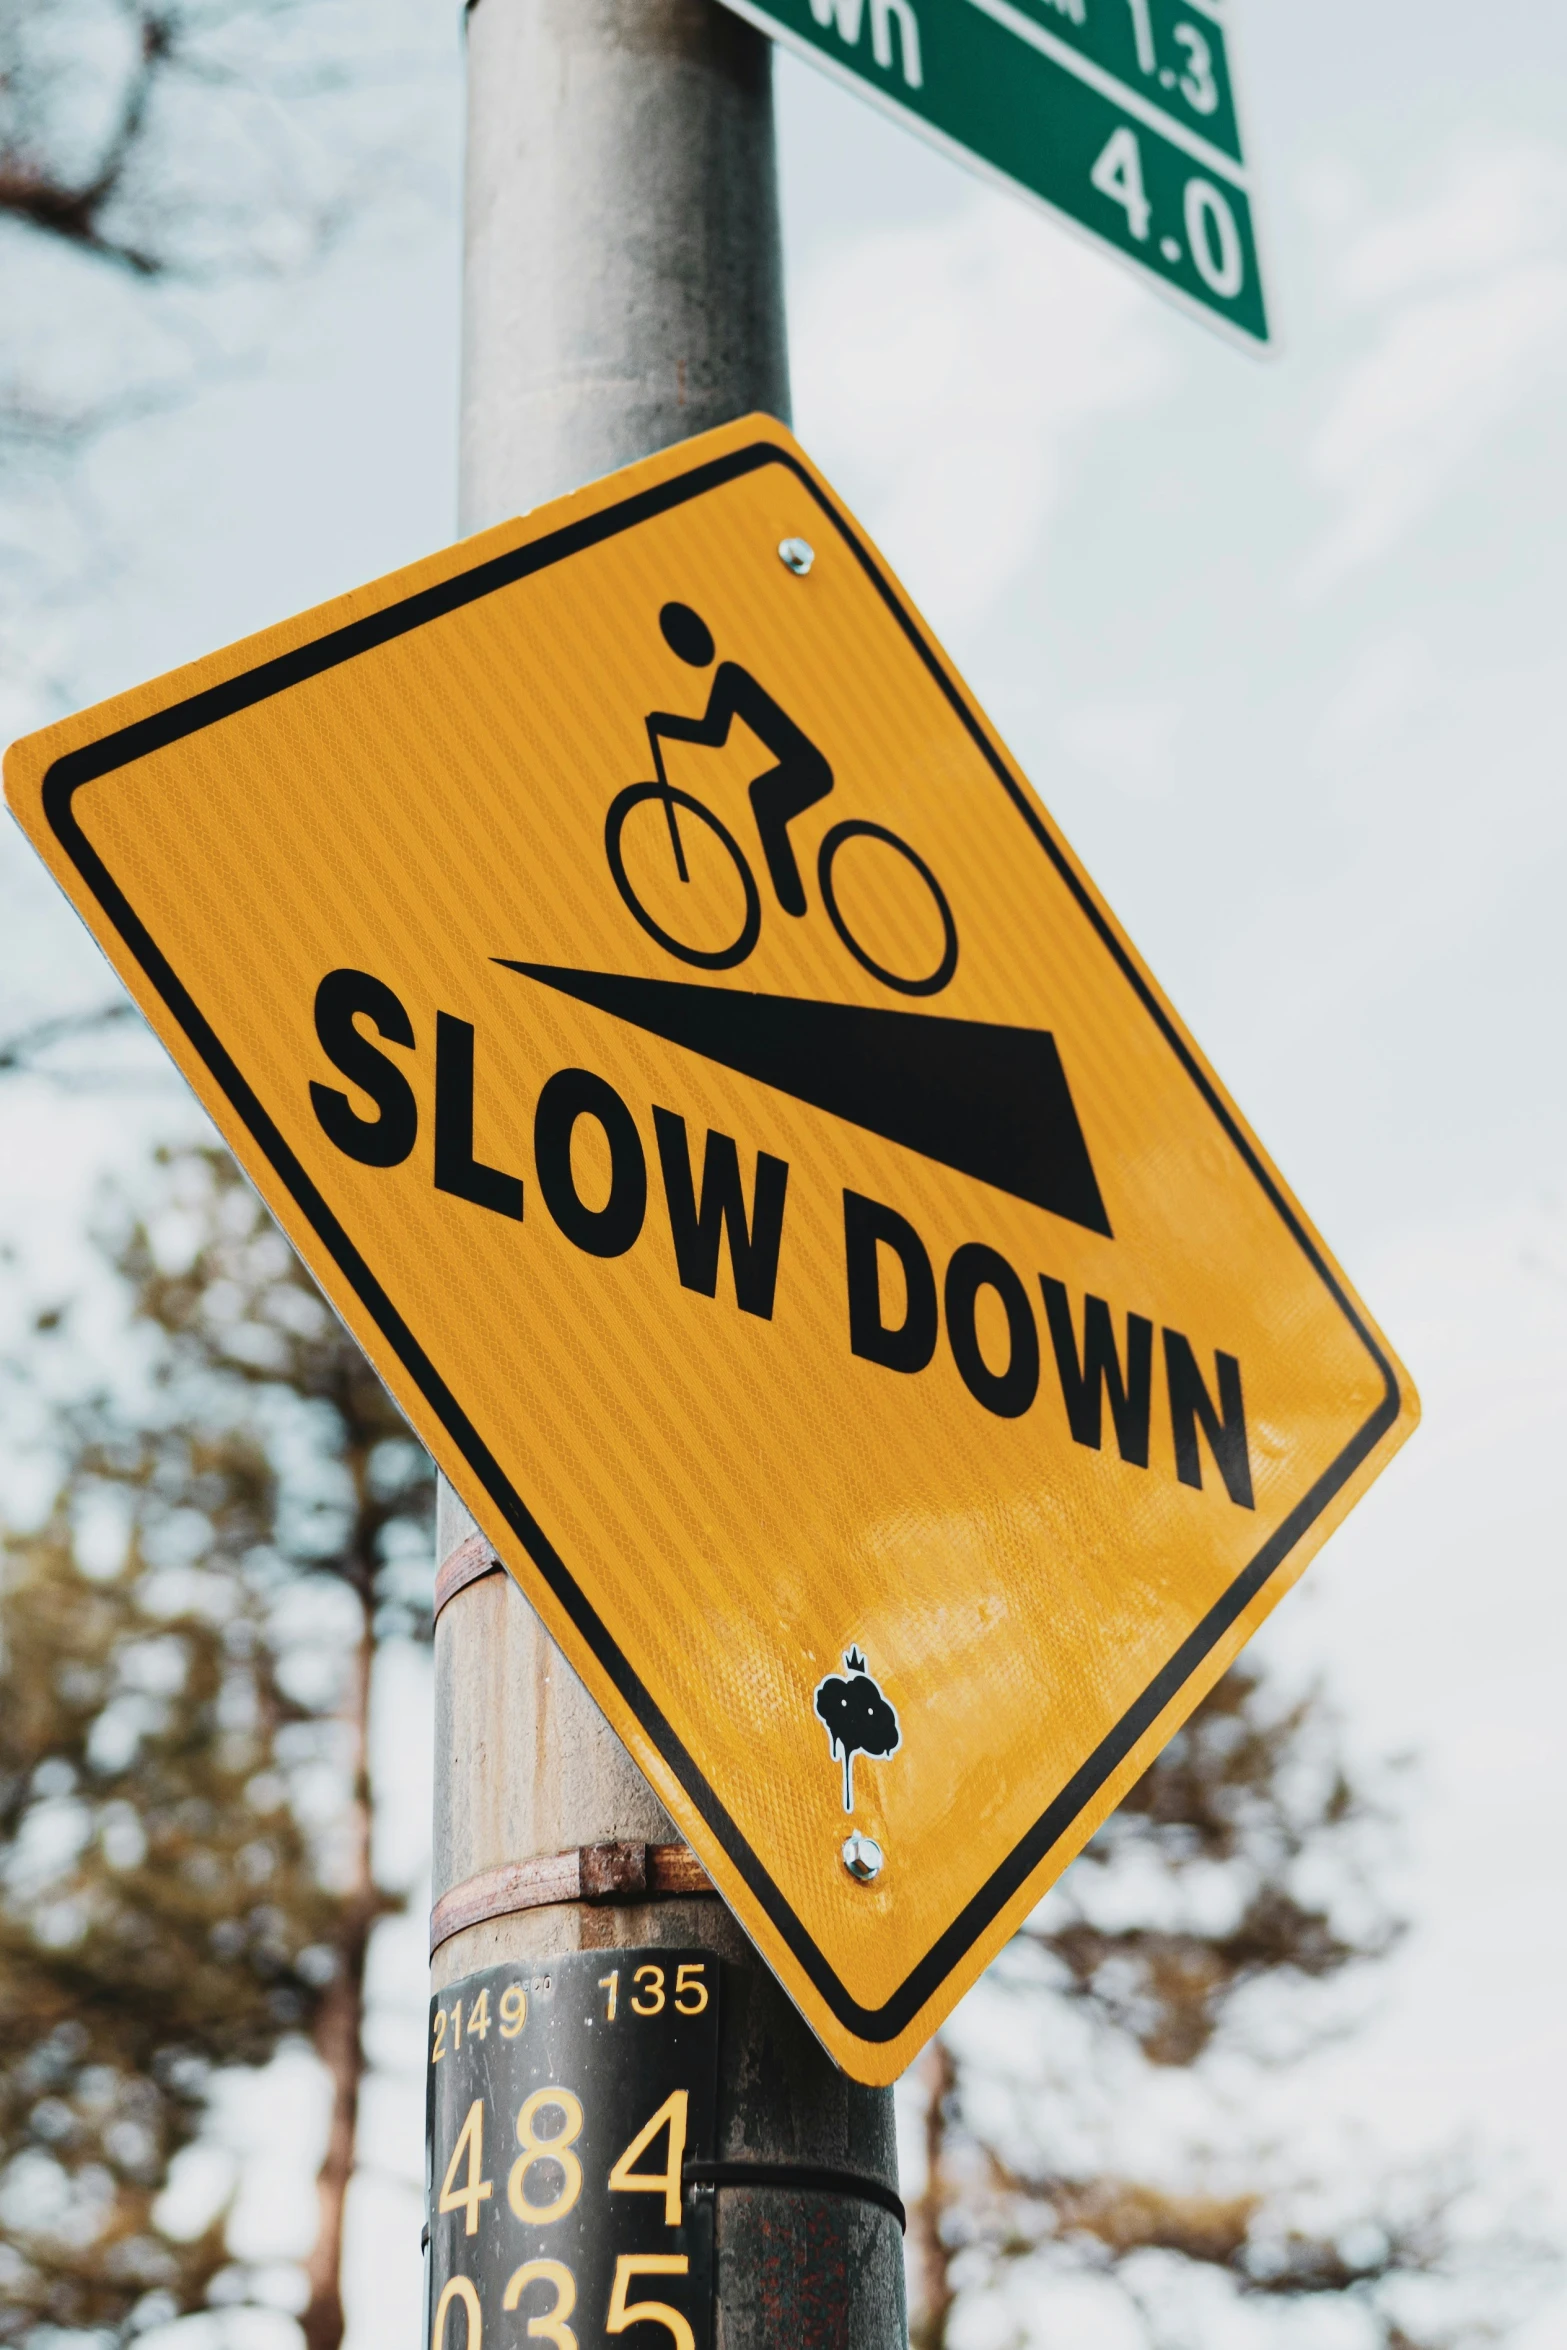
[0, 1146, 1549, 2350]
[0, 1144, 432, 2350]
[908, 1671, 1546, 2348]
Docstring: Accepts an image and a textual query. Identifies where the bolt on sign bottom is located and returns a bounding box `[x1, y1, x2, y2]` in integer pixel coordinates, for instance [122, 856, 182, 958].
[3, 416, 1418, 2084]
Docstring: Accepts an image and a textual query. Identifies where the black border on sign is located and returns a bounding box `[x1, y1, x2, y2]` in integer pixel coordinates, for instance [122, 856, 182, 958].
[41, 438, 1402, 2045]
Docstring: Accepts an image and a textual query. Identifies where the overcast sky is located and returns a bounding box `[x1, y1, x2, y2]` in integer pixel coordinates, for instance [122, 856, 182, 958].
[2, 0, 1565, 2342]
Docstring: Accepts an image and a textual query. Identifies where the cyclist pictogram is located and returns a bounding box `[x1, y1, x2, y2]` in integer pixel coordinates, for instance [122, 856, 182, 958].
[604, 601, 958, 994]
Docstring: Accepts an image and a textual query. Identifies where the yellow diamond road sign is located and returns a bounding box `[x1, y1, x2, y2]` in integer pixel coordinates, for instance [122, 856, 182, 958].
[5, 417, 1418, 2083]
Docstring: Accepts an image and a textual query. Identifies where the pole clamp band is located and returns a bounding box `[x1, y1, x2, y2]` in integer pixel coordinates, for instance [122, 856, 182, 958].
[430, 1841, 714, 1954]
[434, 1532, 505, 1620]
[684, 2161, 906, 2233]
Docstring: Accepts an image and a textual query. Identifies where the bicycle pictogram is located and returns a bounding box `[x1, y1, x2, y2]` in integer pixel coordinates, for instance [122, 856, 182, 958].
[604, 601, 959, 996]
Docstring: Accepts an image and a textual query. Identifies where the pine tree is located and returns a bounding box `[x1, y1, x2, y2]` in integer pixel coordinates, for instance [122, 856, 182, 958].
[0, 1144, 432, 2350]
[907, 1667, 1546, 2348]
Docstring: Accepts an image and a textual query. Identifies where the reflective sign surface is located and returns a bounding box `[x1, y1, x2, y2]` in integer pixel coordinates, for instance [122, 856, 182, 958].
[4, 418, 1416, 2080]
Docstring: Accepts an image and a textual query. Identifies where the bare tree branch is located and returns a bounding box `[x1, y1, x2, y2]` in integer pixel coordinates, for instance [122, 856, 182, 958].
[0, 999, 172, 1092]
[0, 6, 173, 274]
[0, 0, 444, 286]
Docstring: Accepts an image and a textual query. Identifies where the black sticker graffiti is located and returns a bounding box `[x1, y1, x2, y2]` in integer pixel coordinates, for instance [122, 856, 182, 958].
[814, 1648, 902, 1813]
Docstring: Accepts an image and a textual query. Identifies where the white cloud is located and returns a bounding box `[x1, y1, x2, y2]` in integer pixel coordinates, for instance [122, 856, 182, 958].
[1057, 699, 1183, 803]
[1205, 638, 1567, 1062]
[1300, 141, 1567, 593]
[1303, 265, 1567, 590]
[1307, 629, 1442, 771]
[1338, 143, 1567, 305]
[792, 195, 1175, 623]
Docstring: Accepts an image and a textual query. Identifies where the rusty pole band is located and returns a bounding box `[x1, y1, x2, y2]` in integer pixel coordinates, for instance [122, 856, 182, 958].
[438, 5, 907, 2340]
[429, 1840, 715, 1955]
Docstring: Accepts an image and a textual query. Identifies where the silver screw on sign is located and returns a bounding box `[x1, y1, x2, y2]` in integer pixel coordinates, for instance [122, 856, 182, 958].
[841, 1831, 884, 1883]
[778, 536, 815, 576]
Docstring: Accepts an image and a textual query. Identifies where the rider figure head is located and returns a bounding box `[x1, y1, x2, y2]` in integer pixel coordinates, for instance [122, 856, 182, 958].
[660, 602, 716, 668]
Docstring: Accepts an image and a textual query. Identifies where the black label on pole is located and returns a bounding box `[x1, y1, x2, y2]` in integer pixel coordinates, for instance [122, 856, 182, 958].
[425, 1951, 721, 2350]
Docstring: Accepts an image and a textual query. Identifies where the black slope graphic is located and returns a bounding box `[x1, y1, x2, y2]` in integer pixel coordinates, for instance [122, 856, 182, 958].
[498, 962, 1112, 1236]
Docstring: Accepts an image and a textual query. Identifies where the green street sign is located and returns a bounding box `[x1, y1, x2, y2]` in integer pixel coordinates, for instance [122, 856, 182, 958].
[723, 0, 1270, 349]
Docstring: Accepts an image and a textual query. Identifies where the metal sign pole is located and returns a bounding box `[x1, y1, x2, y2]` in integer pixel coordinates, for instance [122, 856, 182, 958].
[434, 4, 907, 2341]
